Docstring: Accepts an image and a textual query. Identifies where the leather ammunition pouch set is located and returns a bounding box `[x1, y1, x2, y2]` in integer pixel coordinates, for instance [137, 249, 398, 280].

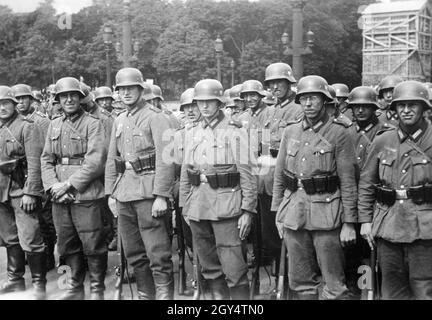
[0, 158, 27, 189]
[270, 148, 279, 158]
[187, 169, 240, 189]
[376, 184, 432, 206]
[283, 171, 339, 195]
[114, 154, 156, 174]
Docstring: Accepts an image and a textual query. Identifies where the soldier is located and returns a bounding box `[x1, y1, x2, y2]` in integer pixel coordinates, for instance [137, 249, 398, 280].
[0, 86, 47, 299]
[376, 75, 403, 126]
[111, 92, 126, 118]
[12, 84, 57, 271]
[46, 84, 62, 120]
[332, 83, 353, 121]
[359, 81, 432, 300]
[326, 85, 353, 128]
[31, 91, 46, 114]
[179, 79, 257, 300]
[272, 75, 357, 300]
[94, 86, 114, 113]
[229, 84, 246, 119]
[105, 68, 175, 300]
[147, 84, 180, 129]
[260, 62, 303, 277]
[41, 77, 108, 300]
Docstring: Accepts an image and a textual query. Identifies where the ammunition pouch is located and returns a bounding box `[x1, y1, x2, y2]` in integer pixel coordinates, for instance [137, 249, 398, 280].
[114, 157, 126, 174]
[1, 158, 28, 189]
[187, 169, 201, 186]
[376, 184, 432, 206]
[270, 148, 279, 158]
[282, 171, 298, 193]
[128, 154, 156, 174]
[0, 159, 18, 175]
[407, 185, 425, 205]
[375, 186, 396, 206]
[301, 175, 339, 195]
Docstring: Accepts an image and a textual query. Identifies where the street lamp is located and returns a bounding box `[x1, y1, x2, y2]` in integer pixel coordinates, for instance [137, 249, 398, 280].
[214, 35, 223, 82]
[103, 25, 113, 87]
[281, 0, 315, 80]
[230, 59, 235, 87]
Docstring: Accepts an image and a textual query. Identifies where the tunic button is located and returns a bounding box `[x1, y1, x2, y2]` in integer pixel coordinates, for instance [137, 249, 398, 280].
[357, 157, 361, 160]
[320, 150, 324, 154]
[63, 145, 67, 148]
[300, 173, 304, 177]
[402, 169, 406, 174]
[423, 159, 427, 163]
[326, 198, 330, 202]
[126, 139, 130, 143]
[305, 142, 309, 146]
[309, 129, 313, 132]
[404, 154, 408, 157]
[400, 185, 405, 189]
[359, 144, 363, 148]
[382, 160, 386, 164]
[302, 158, 306, 162]
[126, 126, 129, 129]
[399, 200, 404, 204]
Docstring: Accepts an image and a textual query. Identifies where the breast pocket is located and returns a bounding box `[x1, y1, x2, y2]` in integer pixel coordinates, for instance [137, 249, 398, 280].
[132, 128, 151, 152]
[378, 152, 396, 185]
[314, 145, 335, 173]
[69, 133, 86, 157]
[411, 156, 432, 185]
[50, 129, 61, 155]
[285, 139, 300, 173]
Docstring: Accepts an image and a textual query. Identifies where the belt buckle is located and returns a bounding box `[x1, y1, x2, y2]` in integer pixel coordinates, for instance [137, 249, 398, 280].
[199, 173, 207, 183]
[61, 157, 69, 165]
[396, 189, 407, 199]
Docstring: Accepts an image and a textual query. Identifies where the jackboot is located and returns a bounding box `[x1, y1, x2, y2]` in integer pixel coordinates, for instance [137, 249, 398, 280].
[295, 292, 319, 300]
[229, 284, 250, 300]
[45, 240, 56, 271]
[87, 254, 108, 300]
[58, 253, 86, 300]
[0, 245, 26, 294]
[135, 264, 156, 300]
[27, 251, 47, 300]
[155, 278, 174, 300]
[208, 278, 230, 300]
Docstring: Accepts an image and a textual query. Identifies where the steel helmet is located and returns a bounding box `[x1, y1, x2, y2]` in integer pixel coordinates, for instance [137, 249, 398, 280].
[347, 86, 379, 109]
[295, 75, 333, 104]
[229, 84, 244, 101]
[54, 77, 85, 101]
[193, 79, 224, 103]
[327, 85, 338, 105]
[33, 91, 43, 102]
[79, 83, 95, 104]
[179, 88, 195, 111]
[264, 62, 296, 85]
[151, 84, 164, 101]
[114, 67, 145, 91]
[141, 83, 157, 101]
[332, 83, 349, 98]
[94, 86, 114, 101]
[12, 84, 34, 99]
[0, 86, 18, 104]
[390, 80, 431, 110]
[378, 75, 403, 97]
[240, 80, 267, 99]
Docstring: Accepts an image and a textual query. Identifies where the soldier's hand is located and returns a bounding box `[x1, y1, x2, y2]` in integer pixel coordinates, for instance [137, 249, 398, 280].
[20, 195, 37, 213]
[360, 223, 375, 250]
[340, 223, 356, 247]
[238, 211, 252, 240]
[51, 181, 71, 199]
[152, 196, 168, 218]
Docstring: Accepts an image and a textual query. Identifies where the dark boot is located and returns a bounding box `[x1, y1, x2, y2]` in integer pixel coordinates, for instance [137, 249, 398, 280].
[45, 240, 56, 271]
[230, 284, 250, 300]
[155, 278, 174, 300]
[0, 245, 26, 294]
[208, 278, 230, 300]
[296, 292, 319, 300]
[135, 265, 156, 300]
[27, 252, 47, 300]
[58, 253, 86, 300]
[87, 254, 107, 300]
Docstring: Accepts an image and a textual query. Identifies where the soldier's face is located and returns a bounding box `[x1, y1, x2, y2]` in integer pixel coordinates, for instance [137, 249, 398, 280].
[183, 103, 200, 122]
[58, 92, 81, 114]
[382, 89, 393, 104]
[243, 92, 261, 110]
[267, 79, 290, 100]
[396, 101, 424, 126]
[119, 85, 142, 106]
[96, 98, 113, 110]
[337, 97, 348, 108]
[197, 99, 220, 119]
[299, 93, 325, 121]
[352, 105, 374, 122]
[0, 100, 16, 120]
[234, 99, 244, 111]
[150, 98, 162, 109]
[16, 95, 32, 114]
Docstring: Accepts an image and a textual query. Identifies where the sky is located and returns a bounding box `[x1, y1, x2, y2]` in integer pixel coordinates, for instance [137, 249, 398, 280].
[0, 0, 92, 13]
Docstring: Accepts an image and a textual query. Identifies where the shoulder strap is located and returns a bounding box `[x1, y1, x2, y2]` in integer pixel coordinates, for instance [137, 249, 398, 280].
[62, 118, 88, 142]
[5, 125, 24, 150]
[406, 139, 432, 163]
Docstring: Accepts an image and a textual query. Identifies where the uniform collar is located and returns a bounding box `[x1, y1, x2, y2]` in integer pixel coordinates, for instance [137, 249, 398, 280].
[202, 110, 225, 129]
[126, 98, 146, 116]
[20, 107, 35, 118]
[251, 102, 265, 117]
[302, 112, 329, 132]
[277, 91, 295, 109]
[397, 119, 428, 143]
[0, 111, 19, 128]
[356, 115, 378, 132]
[63, 107, 84, 123]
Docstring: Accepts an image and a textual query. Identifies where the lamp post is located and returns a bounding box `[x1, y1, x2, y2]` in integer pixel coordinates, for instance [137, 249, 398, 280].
[214, 35, 223, 82]
[282, 0, 315, 80]
[103, 25, 113, 87]
[230, 59, 235, 87]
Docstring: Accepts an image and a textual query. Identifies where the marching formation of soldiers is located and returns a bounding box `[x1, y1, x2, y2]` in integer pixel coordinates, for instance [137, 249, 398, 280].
[0, 60, 431, 301]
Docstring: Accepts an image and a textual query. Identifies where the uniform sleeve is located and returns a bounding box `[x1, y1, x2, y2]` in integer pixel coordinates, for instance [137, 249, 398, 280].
[68, 119, 107, 193]
[38, 117, 51, 142]
[23, 122, 44, 197]
[236, 127, 257, 214]
[41, 122, 60, 191]
[179, 162, 192, 208]
[105, 118, 119, 196]
[271, 126, 289, 211]
[335, 127, 358, 223]
[150, 112, 175, 198]
[358, 139, 381, 223]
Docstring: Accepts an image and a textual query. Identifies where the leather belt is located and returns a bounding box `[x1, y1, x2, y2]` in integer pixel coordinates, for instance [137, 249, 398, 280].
[58, 157, 84, 165]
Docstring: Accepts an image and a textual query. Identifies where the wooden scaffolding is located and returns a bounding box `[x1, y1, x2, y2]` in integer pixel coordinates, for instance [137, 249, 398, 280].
[361, 0, 432, 86]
